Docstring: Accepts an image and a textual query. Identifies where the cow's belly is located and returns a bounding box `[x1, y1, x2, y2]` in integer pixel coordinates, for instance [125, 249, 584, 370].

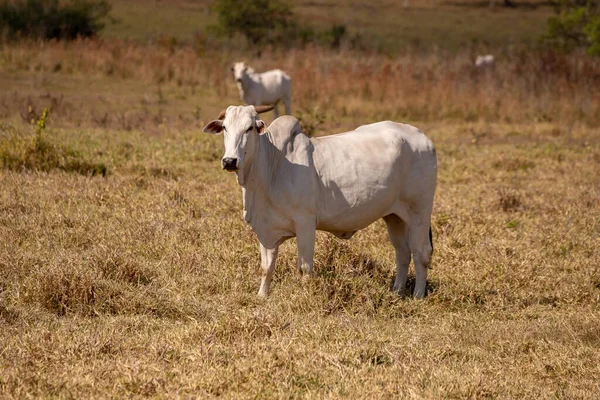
[261, 89, 282, 104]
[316, 183, 402, 232]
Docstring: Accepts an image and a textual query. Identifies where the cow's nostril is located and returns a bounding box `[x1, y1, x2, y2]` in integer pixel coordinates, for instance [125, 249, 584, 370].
[222, 157, 238, 171]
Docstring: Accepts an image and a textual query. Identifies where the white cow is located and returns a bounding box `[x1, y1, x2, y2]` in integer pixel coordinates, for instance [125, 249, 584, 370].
[475, 54, 495, 68]
[204, 105, 437, 298]
[231, 62, 292, 118]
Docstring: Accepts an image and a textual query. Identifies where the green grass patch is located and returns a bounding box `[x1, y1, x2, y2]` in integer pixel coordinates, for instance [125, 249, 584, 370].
[0, 110, 108, 176]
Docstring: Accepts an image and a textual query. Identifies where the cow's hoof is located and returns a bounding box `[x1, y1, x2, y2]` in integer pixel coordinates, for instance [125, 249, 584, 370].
[392, 287, 407, 296]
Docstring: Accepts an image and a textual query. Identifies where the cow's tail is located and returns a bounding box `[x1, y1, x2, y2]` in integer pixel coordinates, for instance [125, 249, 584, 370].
[429, 226, 433, 254]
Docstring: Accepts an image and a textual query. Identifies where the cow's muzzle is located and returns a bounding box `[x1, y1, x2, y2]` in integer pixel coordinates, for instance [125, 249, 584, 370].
[222, 157, 238, 171]
[236, 78, 241, 83]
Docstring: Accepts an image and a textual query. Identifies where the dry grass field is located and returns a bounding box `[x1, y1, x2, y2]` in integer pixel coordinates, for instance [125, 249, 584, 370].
[1, 1, 600, 397]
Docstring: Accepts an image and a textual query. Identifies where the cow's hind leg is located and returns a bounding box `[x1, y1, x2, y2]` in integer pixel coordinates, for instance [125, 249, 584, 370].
[384, 214, 411, 295]
[272, 100, 280, 119]
[283, 92, 291, 115]
[258, 243, 279, 296]
[408, 215, 433, 299]
[294, 217, 316, 276]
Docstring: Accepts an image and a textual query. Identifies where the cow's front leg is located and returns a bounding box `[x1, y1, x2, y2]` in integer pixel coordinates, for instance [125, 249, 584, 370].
[295, 217, 316, 276]
[258, 243, 279, 297]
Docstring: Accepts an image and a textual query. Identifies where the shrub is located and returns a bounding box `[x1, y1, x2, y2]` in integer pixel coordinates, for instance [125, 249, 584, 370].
[322, 24, 347, 49]
[209, 0, 356, 51]
[0, 0, 111, 40]
[210, 0, 293, 46]
[543, 0, 600, 55]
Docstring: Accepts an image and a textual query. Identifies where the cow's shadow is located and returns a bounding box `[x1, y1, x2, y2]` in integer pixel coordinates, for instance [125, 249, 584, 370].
[312, 236, 437, 299]
[393, 276, 438, 298]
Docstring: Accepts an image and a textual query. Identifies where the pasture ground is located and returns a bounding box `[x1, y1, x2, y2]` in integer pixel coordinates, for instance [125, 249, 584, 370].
[1, 1, 600, 397]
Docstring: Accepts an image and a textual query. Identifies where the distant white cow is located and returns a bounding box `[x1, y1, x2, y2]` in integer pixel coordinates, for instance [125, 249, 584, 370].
[204, 105, 437, 299]
[475, 54, 495, 68]
[231, 62, 291, 118]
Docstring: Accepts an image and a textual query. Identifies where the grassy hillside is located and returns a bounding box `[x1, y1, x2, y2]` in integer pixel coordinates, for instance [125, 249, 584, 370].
[103, 0, 554, 51]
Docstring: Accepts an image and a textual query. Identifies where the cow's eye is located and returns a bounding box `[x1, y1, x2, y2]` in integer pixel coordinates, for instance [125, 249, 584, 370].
[246, 126, 253, 132]
[223, 126, 227, 132]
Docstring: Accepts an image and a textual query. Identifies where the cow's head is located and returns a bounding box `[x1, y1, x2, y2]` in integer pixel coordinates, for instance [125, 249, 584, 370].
[231, 62, 247, 83]
[203, 105, 273, 174]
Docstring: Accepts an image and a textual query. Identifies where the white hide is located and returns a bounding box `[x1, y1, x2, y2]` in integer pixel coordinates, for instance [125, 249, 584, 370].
[475, 54, 495, 68]
[232, 62, 292, 118]
[203, 106, 437, 298]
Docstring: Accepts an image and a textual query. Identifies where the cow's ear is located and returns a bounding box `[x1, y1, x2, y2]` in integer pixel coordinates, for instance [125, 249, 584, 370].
[203, 120, 223, 134]
[256, 120, 266, 133]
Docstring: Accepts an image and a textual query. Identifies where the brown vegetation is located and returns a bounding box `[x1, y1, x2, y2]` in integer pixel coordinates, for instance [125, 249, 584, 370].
[1, 40, 599, 130]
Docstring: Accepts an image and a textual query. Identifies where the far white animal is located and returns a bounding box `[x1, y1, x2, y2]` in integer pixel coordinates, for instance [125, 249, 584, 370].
[204, 105, 437, 298]
[231, 62, 291, 118]
[475, 54, 495, 68]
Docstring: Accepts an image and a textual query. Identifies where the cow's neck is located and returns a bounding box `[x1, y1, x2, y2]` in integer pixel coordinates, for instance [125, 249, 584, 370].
[239, 133, 278, 225]
[240, 132, 276, 192]
[240, 73, 256, 94]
